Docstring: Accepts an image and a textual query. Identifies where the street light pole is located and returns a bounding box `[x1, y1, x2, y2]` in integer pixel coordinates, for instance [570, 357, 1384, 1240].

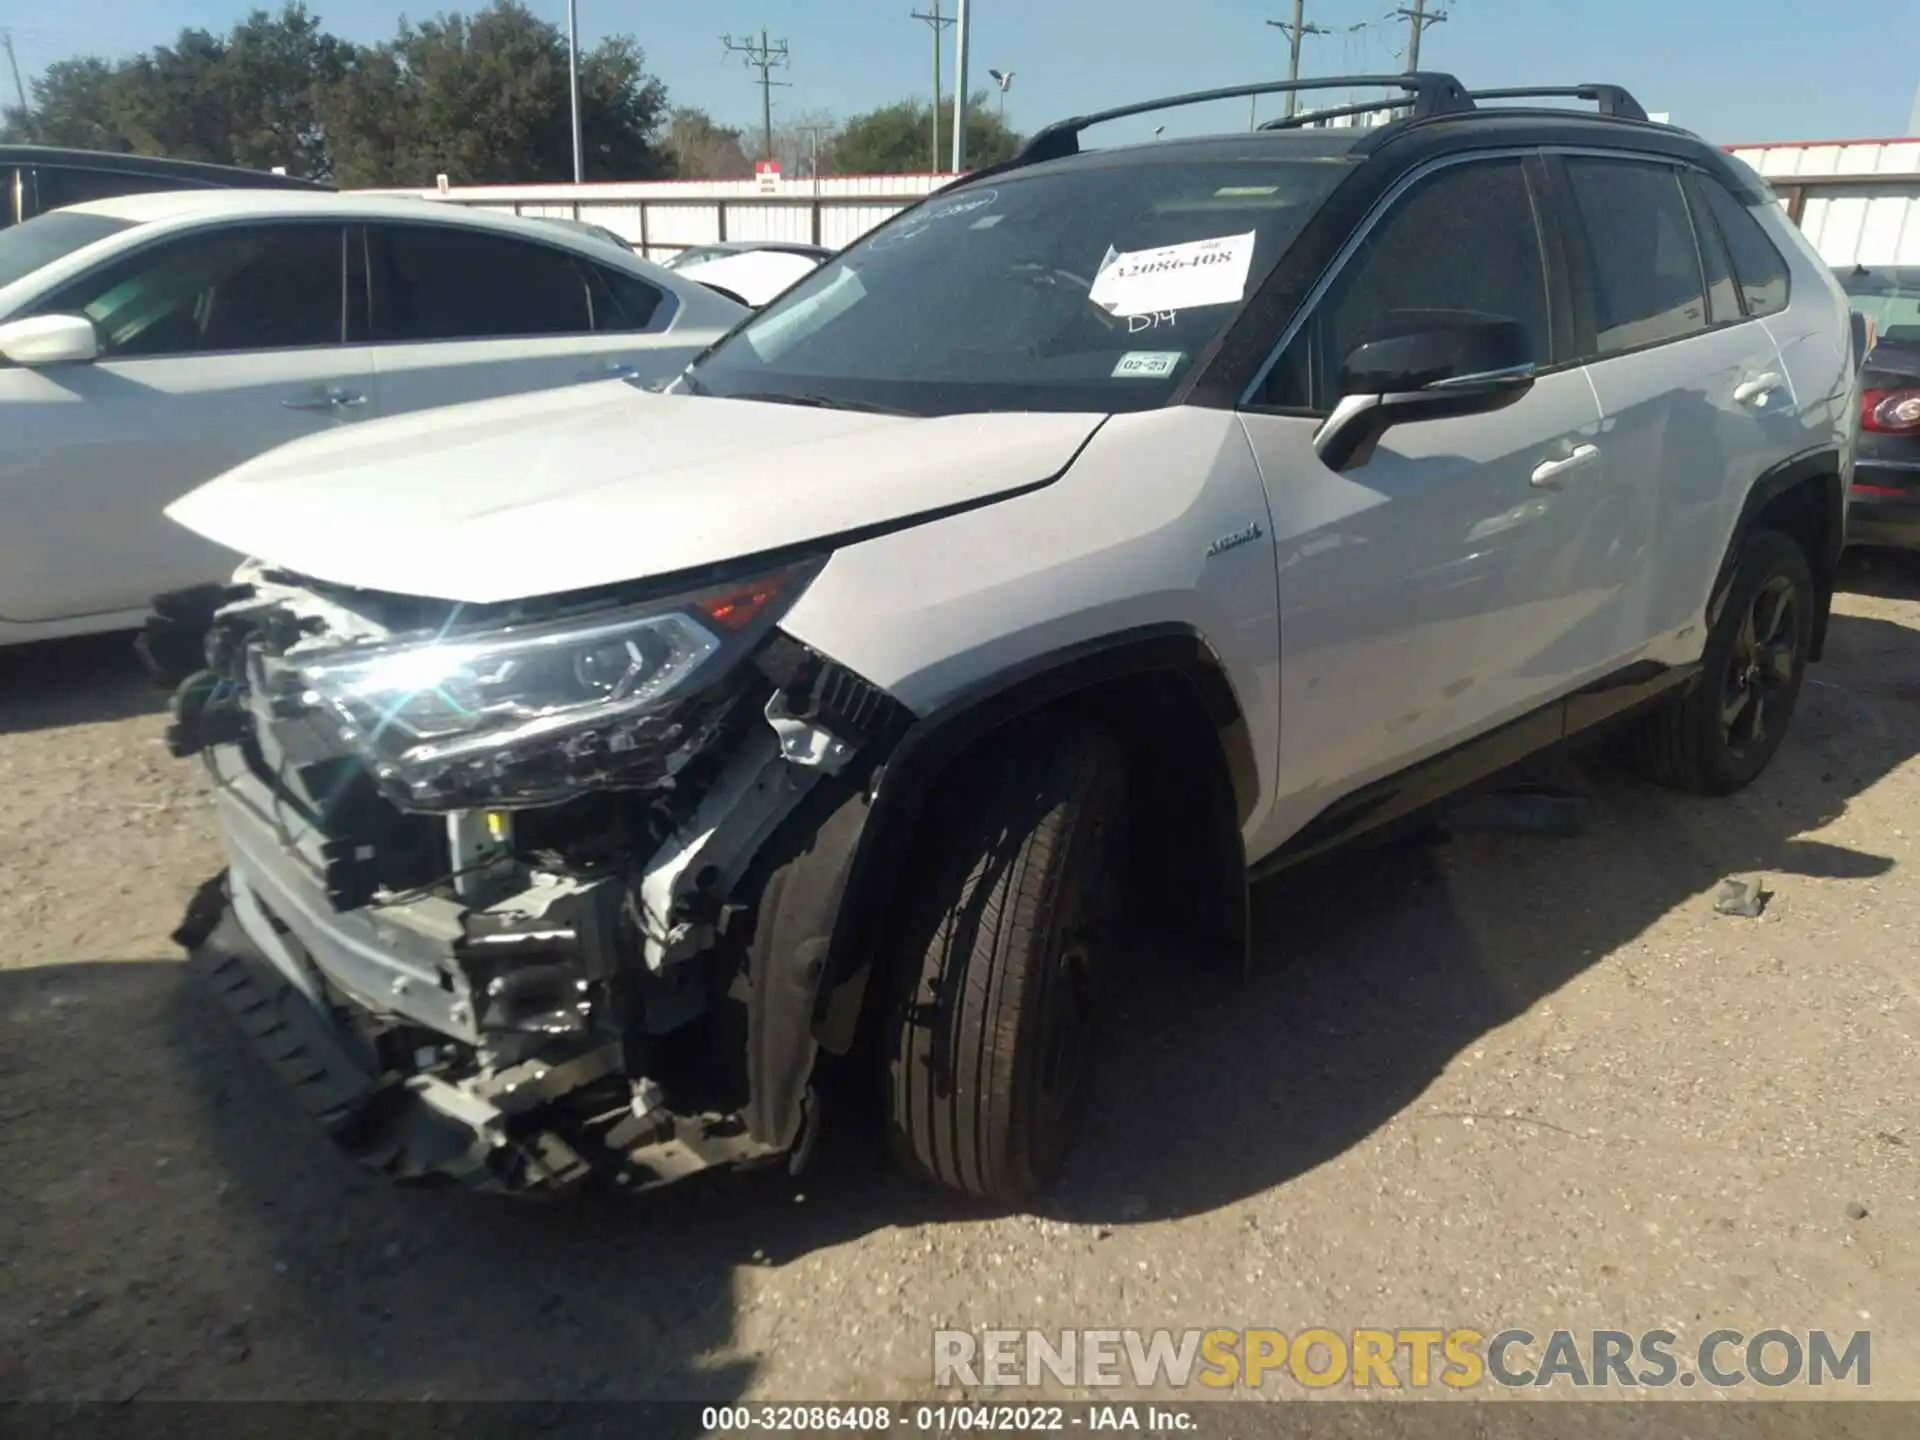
[951, 0, 971, 172]
[566, 0, 584, 182]
[988, 66, 1013, 122]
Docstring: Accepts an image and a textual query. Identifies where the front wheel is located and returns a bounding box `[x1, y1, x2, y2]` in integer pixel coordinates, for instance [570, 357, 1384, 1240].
[883, 717, 1128, 1204]
[1625, 528, 1815, 795]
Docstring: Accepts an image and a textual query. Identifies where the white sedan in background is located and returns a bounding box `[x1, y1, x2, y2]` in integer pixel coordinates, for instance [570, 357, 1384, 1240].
[673, 246, 826, 308]
[0, 191, 745, 646]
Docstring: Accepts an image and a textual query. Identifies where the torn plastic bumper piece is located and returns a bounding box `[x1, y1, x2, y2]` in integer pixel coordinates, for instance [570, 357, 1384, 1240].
[179, 871, 597, 1195]
[179, 870, 791, 1196]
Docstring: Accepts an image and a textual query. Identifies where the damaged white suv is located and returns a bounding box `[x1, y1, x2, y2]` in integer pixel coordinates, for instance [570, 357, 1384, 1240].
[151, 75, 1856, 1203]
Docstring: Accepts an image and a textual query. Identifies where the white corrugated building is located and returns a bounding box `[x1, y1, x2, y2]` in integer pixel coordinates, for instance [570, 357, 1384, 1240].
[1724, 138, 1920, 266]
[363, 173, 953, 263]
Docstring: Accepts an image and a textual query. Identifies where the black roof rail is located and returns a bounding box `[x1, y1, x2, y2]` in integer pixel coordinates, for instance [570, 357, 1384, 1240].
[1010, 72, 1473, 166]
[1464, 84, 1649, 122]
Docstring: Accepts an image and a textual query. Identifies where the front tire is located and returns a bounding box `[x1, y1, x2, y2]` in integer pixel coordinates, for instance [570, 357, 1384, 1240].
[884, 717, 1128, 1204]
[1626, 528, 1815, 795]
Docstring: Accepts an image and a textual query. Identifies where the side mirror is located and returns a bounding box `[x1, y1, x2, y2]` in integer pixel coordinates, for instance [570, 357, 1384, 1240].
[0, 313, 100, 366]
[1314, 309, 1536, 472]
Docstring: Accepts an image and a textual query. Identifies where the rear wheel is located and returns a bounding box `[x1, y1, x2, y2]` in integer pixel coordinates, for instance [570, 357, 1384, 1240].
[883, 717, 1128, 1204]
[1625, 528, 1814, 795]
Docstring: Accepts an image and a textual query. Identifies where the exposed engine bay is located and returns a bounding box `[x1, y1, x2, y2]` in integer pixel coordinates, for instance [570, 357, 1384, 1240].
[153, 562, 908, 1196]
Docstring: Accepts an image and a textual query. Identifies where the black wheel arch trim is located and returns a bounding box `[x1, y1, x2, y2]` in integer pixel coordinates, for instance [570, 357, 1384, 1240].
[1708, 445, 1845, 663]
[797, 623, 1258, 1058]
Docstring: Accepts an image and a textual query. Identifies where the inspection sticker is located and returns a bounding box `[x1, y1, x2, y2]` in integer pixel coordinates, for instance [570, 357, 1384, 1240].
[1112, 350, 1184, 379]
[1088, 230, 1256, 318]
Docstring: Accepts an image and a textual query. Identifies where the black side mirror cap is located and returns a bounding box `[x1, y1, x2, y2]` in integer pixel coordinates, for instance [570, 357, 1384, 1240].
[1315, 310, 1538, 472]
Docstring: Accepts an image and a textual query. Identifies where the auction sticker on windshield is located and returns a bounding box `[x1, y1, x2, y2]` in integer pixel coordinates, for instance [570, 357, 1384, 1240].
[1089, 231, 1256, 318]
[1113, 351, 1184, 378]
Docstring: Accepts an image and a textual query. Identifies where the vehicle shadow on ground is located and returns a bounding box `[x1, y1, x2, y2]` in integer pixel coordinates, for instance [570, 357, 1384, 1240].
[4, 581, 1914, 1405]
[1052, 595, 1919, 1224]
[0, 632, 162, 735]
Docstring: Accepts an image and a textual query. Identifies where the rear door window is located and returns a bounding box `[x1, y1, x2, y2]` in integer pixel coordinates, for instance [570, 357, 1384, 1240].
[1564, 158, 1709, 357]
[585, 263, 667, 331]
[371, 224, 595, 341]
[1698, 177, 1791, 319]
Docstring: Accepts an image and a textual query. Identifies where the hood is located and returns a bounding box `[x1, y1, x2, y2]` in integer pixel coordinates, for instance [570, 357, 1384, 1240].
[167, 382, 1106, 604]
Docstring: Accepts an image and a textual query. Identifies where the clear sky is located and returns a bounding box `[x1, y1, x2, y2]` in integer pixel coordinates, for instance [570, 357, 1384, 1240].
[3, 0, 1916, 151]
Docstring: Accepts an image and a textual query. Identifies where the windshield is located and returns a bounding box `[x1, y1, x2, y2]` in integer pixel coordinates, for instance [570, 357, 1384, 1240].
[0, 210, 138, 296]
[1838, 265, 1920, 347]
[684, 156, 1353, 417]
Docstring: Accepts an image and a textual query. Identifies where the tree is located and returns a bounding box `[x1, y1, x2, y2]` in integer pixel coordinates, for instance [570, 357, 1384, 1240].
[831, 93, 1019, 176]
[3, 58, 120, 149]
[2, 1, 673, 188]
[666, 107, 752, 179]
[2, 6, 348, 178]
[324, 2, 671, 187]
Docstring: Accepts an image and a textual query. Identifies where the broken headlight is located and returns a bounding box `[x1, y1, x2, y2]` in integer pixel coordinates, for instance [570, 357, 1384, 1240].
[295, 562, 817, 810]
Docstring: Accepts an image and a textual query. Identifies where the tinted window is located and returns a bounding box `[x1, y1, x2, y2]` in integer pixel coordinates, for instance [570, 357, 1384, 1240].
[1701, 177, 1790, 319]
[2, 166, 17, 229]
[0, 210, 137, 290]
[687, 158, 1353, 417]
[1565, 159, 1707, 356]
[1261, 158, 1550, 410]
[35, 223, 344, 356]
[587, 263, 666, 330]
[34, 165, 203, 214]
[1687, 178, 1742, 326]
[376, 225, 593, 341]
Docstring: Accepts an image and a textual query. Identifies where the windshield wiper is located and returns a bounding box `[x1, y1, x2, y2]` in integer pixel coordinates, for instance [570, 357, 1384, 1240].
[726, 391, 920, 417]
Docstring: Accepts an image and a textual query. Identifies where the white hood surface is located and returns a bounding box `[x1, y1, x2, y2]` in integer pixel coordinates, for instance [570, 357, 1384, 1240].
[167, 382, 1106, 605]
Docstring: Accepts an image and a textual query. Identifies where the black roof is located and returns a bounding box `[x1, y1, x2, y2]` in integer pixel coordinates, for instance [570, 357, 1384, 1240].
[0, 145, 331, 191]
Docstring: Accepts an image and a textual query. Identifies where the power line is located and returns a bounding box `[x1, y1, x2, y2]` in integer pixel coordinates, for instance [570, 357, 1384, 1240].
[1388, 0, 1448, 73]
[1266, 6, 1373, 123]
[721, 28, 791, 163]
[908, 0, 955, 173]
[1266, 4, 1333, 120]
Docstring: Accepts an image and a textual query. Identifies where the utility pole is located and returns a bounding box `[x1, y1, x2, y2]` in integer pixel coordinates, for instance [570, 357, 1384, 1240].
[951, 0, 971, 172]
[3, 29, 29, 131]
[909, 0, 955, 172]
[796, 122, 834, 196]
[1266, 3, 1332, 119]
[1391, 0, 1447, 73]
[565, 0, 584, 182]
[722, 29, 791, 163]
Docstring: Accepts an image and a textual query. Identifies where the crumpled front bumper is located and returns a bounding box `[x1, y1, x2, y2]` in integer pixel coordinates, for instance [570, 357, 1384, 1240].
[175, 871, 592, 1195]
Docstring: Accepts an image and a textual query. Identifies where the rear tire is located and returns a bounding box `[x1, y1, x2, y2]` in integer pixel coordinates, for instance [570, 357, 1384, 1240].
[883, 717, 1128, 1204]
[1625, 528, 1814, 796]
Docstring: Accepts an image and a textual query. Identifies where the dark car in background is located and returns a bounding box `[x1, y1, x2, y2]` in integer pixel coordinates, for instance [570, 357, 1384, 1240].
[1838, 264, 1920, 550]
[2, 146, 329, 229]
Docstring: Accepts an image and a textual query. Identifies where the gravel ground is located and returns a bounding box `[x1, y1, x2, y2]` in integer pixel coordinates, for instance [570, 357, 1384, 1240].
[2, 555, 1916, 1404]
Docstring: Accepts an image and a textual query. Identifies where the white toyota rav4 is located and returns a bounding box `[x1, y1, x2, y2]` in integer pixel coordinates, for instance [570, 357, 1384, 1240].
[150, 76, 1857, 1204]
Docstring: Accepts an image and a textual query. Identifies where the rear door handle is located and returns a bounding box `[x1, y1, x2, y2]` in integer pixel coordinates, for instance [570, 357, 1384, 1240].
[282, 386, 368, 413]
[1733, 372, 1784, 405]
[1529, 443, 1600, 489]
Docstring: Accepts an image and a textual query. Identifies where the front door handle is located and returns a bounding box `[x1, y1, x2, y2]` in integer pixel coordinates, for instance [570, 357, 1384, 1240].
[282, 386, 368, 413]
[577, 359, 639, 382]
[1733, 372, 1784, 406]
[1530, 443, 1600, 489]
